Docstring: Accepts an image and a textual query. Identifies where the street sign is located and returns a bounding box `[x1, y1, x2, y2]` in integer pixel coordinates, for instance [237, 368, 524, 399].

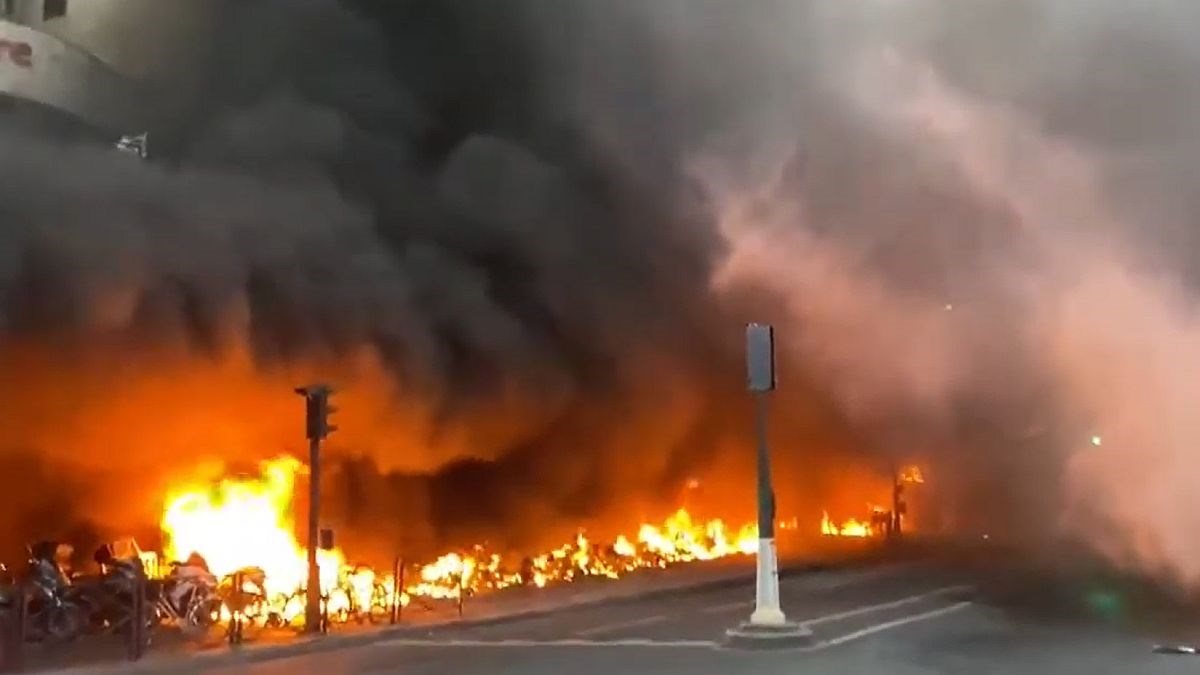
[746, 323, 776, 392]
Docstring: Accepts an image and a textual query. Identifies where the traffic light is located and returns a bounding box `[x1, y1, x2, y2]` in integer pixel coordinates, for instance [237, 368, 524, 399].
[295, 385, 338, 441]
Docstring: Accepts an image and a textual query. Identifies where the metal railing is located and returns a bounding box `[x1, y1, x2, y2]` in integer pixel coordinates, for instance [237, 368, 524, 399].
[0, 550, 482, 671]
[0, 566, 151, 672]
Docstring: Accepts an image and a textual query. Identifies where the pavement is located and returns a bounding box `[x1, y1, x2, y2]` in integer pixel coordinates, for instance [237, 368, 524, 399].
[33, 540, 1200, 675]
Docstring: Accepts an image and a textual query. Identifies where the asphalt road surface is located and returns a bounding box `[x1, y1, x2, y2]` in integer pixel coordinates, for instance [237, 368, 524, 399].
[184, 554, 1199, 675]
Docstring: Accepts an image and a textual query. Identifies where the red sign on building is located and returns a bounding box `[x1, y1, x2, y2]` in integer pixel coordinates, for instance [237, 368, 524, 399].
[0, 39, 33, 68]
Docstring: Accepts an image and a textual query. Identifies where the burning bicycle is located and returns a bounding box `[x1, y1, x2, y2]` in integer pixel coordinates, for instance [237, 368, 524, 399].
[154, 555, 222, 637]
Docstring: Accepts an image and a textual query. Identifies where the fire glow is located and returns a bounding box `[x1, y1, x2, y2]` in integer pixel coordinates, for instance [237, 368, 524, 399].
[160, 457, 764, 624]
[820, 511, 874, 538]
[162, 457, 342, 595]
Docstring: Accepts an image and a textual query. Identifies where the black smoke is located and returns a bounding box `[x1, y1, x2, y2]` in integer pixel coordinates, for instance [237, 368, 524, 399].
[2, 0, 1198, 573]
[0, 0, 827, 556]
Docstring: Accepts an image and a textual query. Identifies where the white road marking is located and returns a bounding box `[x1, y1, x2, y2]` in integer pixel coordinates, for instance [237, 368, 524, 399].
[377, 637, 715, 648]
[803, 600, 973, 650]
[797, 584, 973, 626]
[574, 613, 669, 637]
[700, 564, 930, 616]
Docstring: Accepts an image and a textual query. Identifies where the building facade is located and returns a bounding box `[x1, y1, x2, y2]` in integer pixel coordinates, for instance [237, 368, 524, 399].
[0, 0, 219, 137]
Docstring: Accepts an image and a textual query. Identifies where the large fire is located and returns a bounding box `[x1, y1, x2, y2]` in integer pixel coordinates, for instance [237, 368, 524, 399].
[158, 456, 915, 626]
[162, 457, 342, 595]
[160, 457, 762, 624]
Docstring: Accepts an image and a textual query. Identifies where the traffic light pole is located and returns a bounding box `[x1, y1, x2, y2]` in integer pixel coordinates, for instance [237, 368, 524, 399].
[296, 384, 336, 635]
[305, 433, 322, 634]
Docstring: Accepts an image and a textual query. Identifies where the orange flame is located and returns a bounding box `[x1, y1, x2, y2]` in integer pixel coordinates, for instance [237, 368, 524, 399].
[159, 456, 762, 625]
[162, 457, 344, 597]
[820, 510, 873, 538]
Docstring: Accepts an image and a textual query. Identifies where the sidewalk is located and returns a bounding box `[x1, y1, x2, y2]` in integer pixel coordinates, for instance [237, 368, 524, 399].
[36, 539, 890, 674]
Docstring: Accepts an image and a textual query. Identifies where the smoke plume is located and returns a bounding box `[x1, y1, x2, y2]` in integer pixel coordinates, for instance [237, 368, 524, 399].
[2, 0, 1199, 579]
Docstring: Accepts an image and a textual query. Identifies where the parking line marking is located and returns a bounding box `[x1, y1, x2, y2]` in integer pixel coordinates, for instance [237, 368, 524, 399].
[701, 567, 939, 616]
[806, 601, 973, 650]
[798, 585, 972, 626]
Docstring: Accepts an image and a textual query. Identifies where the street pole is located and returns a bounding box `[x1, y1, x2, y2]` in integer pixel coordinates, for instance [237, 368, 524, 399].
[296, 384, 337, 635]
[306, 433, 321, 634]
[727, 323, 811, 648]
[750, 390, 785, 625]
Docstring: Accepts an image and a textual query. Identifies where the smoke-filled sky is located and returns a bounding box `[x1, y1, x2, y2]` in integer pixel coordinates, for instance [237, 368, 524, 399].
[1, 0, 1199, 580]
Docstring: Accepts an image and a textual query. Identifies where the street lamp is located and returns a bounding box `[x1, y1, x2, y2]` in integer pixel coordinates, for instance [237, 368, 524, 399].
[725, 324, 812, 648]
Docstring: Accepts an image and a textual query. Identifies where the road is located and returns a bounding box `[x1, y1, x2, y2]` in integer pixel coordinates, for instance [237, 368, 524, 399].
[182, 553, 1197, 675]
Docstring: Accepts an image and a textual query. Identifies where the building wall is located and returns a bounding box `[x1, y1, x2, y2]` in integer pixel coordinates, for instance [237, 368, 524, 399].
[1, 0, 218, 84]
[0, 0, 221, 135]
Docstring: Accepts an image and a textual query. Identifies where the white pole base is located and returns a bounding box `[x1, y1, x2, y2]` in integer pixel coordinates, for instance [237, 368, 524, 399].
[750, 537, 788, 626]
[726, 536, 813, 648]
[749, 606, 789, 626]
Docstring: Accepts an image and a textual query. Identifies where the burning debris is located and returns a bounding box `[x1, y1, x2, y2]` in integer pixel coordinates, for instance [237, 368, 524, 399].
[0, 453, 922, 642]
[162, 457, 342, 602]
[818, 463, 926, 539]
[820, 511, 876, 538]
[156, 457, 763, 628]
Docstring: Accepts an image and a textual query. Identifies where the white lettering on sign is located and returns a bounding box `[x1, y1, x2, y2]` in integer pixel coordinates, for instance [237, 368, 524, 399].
[0, 38, 33, 68]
